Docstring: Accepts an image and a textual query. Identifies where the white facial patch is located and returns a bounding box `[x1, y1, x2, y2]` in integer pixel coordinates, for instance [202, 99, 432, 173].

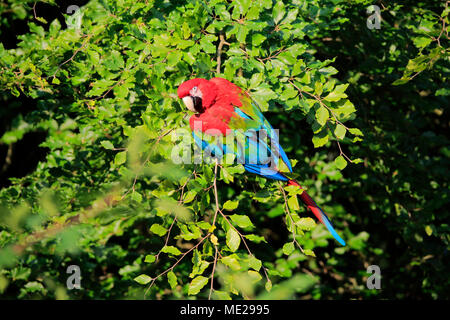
[190, 87, 203, 98]
[182, 96, 196, 112]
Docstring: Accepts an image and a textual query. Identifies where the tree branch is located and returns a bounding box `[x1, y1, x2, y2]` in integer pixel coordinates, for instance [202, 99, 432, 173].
[216, 34, 226, 75]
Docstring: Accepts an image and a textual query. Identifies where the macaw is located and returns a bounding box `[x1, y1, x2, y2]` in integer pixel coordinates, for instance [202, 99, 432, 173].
[177, 77, 346, 246]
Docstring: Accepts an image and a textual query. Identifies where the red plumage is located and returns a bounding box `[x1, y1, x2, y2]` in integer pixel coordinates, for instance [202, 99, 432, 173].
[177, 78, 243, 134]
[288, 179, 325, 224]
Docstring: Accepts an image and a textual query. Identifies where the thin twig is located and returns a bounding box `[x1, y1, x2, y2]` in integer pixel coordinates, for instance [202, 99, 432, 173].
[121, 126, 177, 200]
[154, 170, 197, 262]
[216, 34, 226, 74]
[219, 211, 253, 255]
[279, 184, 305, 254]
[289, 79, 353, 163]
[256, 47, 287, 63]
[50, 34, 92, 78]
[210, 161, 269, 285]
[208, 245, 219, 300]
[212, 159, 220, 226]
[144, 233, 211, 298]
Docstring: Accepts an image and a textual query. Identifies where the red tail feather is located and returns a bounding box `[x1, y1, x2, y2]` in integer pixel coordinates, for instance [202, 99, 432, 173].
[287, 179, 346, 246]
[288, 179, 323, 222]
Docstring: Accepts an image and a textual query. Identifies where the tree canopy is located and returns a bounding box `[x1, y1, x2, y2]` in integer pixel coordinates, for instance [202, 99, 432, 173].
[0, 0, 448, 299]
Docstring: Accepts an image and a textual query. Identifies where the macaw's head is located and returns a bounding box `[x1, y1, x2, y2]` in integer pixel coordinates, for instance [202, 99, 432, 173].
[177, 78, 217, 113]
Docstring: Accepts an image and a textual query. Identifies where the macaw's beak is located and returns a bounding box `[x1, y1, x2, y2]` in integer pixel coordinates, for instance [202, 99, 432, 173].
[182, 96, 195, 112]
[182, 96, 203, 113]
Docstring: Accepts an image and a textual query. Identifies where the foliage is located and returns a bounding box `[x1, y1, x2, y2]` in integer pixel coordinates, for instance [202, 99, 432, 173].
[0, 0, 448, 299]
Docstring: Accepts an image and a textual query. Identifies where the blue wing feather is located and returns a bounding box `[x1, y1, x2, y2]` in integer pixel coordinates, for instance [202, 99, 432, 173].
[235, 106, 292, 173]
[192, 101, 292, 180]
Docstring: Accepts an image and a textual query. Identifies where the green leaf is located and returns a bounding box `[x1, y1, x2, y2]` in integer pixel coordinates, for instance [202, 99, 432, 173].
[197, 221, 213, 230]
[101, 140, 114, 150]
[392, 78, 409, 86]
[324, 84, 348, 102]
[314, 81, 323, 96]
[304, 249, 316, 257]
[296, 217, 316, 230]
[334, 124, 347, 140]
[229, 214, 254, 229]
[435, 88, 450, 96]
[248, 270, 262, 283]
[413, 36, 432, 49]
[104, 50, 124, 70]
[265, 280, 272, 292]
[24, 281, 44, 292]
[213, 290, 232, 300]
[282, 242, 295, 255]
[200, 36, 217, 54]
[167, 271, 177, 289]
[316, 106, 329, 126]
[161, 246, 182, 256]
[188, 276, 209, 295]
[334, 155, 348, 170]
[183, 190, 197, 204]
[167, 51, 183, 67]
[283, 8, 298, 24]
[249, 73, 263, 88]
[251, 87, 277, 111]
[221, 167, 234, 183]
[150, 223, 168, 237]
[348, 231, 370, 250]
[223, 200, 239, 211]
[114, 151, 127, 165]
[236, 25, 249, 43]
[221, 255, 241, 271]
[131, 191, 142, 203]
[144, 255, 156, 263]
[181, 22, 191, 39]
[287, 195, 300, 211]
[348, 128, 364, 136]
[248, 255, 262, 271]
[245, 234, 267, 243]
[234, 0, 251, 15]
[134, 274, 152, 285]
[226, 227, 241, 252]
[285, 185, 304, 196]
[273, 1, 286, 24]
[190, 260, 209, 278]
[312, 128, 329, 148]
[252, 34, 266, 46]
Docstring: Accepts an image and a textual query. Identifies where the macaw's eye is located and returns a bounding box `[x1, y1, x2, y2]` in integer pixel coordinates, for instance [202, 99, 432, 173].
[192, 86, 197, 92]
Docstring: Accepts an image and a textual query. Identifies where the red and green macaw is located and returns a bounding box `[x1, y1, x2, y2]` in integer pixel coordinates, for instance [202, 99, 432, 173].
[177, 77, 346, 246]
